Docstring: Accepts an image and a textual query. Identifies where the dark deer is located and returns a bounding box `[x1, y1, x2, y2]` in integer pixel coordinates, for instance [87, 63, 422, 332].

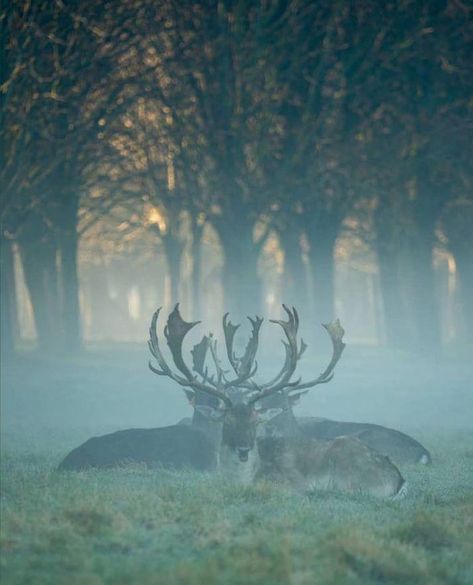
[57, 305, 261, 472]
[58, 425, 216, 471]
[147, 305, 405, 497]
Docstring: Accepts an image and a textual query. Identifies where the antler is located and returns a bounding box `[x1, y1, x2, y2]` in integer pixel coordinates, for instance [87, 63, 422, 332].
[148, 304, 233, 408]
[222, 313, 262, 380]
[248, 315, 345, 406]
[246, 305, 304, 403]
[288, 320, 346, 393]
[148, 304, 346, 411]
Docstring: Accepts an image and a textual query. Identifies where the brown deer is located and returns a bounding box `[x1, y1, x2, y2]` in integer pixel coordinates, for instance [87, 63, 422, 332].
[148, 304, 405, 497]
[215, 307, 431, 466]
[297, 418, 431, 465]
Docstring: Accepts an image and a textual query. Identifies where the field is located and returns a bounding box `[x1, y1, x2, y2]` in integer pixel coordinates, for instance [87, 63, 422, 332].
[1, 344, 473, 584]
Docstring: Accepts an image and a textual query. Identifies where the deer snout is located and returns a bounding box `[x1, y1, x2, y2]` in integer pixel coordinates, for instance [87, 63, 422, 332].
[237, 447, 250, 462]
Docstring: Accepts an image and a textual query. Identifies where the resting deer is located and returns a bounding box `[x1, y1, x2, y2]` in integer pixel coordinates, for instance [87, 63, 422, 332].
[177, 308, 430, 467]
[58, 424, 217, 471]
[57, 305, 265, 472]
[147, 305, 405, 497]
[297, 418, 431, 465]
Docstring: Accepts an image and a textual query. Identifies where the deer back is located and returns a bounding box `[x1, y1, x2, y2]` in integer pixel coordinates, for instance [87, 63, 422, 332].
[256, 435, 405, 498]
[58, 425, 217, 471]
[298, 417, 431, 465]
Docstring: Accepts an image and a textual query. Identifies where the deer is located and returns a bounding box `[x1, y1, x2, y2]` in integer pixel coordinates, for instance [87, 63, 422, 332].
[58, 311, 220, 471]
[297, 418, 431, 465]
[147, 304, 406, 497]
[57, 424, 217, 471]
[57, 306, 265, 472]
[59, 304, 411, 497]
[177, 309, 430, 467]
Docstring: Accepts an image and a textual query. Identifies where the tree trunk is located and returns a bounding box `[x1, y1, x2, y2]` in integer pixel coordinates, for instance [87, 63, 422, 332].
[0, 237, 17, 358]
[373, 196, 414, 350]
[375, 239, 410, 350]
[406, 222, 441, 354]
[85, 259, 110, 340]
[162, 232, 184, 305]
[278, 224, 308, 311]
[18, 231, 61, 353]
[190, 218, 204, 319]
[214, 219, 262, 319]
[450, 245, 473, 344]
[305, 227, 338, 325]
[57, 194, 82, 353]
[441, 201, 473, 345]
[406, 156, 444, 354]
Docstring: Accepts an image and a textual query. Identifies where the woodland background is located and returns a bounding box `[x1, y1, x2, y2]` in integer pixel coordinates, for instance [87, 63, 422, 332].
[2, 5, 473, 584]
[1, 0, 472, 357]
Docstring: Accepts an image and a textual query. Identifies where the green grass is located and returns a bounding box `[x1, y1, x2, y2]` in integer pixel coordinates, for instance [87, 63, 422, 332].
[1, 434, 473, 585]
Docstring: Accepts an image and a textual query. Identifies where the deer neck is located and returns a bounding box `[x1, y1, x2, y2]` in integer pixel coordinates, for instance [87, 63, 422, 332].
[264, 408, 300, 439]
[256, 392, 300, 438]
[218, 443, 260, 485]
[191, 392, 224, 446]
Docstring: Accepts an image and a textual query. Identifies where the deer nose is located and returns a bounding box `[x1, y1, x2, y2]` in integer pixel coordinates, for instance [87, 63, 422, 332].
[237, 448, 250, 462]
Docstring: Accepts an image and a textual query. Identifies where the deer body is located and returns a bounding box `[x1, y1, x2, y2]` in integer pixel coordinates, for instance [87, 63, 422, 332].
[58, 425, 216, 471]
[257, 436, 405, 497]
[60, 304, 411, 499]
[206, 400, 406, 497]
[298, 417, 431, 465]
[181, 408, 431, 467]
[144, 305, 408, 497]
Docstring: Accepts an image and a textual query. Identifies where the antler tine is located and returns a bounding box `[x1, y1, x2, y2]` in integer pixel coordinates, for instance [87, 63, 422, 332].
[148, 305, 233, 408]
[191, 335, 220, 388]
[258, 339, 291, 389]
[251, 305, 300, 395]
[148, 308, 185, 380]
[240, 316, 263, 375]
[191, 335, 209, 377]
[249, 314, 345, 407]
[208, 334, 229, 386]
[285, 319, 346, 393]
[164, 303, 201, 381]
[148, 307, 195, 403]
[222, 313, 241, 375]
[222, 312, 263, 387]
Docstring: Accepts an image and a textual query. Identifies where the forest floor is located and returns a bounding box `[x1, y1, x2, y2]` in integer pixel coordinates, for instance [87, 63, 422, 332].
[1, 344, 473, 584]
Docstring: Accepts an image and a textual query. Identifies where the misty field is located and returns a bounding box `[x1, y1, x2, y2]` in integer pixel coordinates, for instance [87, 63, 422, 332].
[1, 346, 473, 584]
[2, 437, 473, 585]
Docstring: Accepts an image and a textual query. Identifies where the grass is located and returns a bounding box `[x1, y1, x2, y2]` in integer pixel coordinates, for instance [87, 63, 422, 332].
[1, 435, 473, 585]
[2, 345, 473, 584]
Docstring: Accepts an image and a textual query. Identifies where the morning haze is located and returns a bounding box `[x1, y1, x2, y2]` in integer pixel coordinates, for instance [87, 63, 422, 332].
[1, 1, 472, 584]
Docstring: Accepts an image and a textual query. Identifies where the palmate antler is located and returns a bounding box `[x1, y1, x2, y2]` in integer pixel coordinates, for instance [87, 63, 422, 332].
[148, 306, 232, 407]
[148, 304, 346, 411]
[222, 313, 263, 380]
[248, 310, 346, 406]
[148, 304, 260, 408]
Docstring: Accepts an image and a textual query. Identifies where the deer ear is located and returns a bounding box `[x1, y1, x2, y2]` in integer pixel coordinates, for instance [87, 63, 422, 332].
[255, 408, 284, 424]
[194, 405, 226, 422]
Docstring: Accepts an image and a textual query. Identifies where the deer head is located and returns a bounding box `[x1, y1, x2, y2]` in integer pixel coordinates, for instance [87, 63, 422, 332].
[148, 304, 345, 462]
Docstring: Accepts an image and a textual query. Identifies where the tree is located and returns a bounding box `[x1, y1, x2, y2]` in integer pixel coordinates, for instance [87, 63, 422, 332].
[352, 0, 470, 351]
[2, 0, 149, 352]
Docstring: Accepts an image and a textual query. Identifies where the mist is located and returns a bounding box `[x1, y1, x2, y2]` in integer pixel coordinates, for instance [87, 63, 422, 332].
[3, 211, 472, 452]
[1, 1, 472, 584]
